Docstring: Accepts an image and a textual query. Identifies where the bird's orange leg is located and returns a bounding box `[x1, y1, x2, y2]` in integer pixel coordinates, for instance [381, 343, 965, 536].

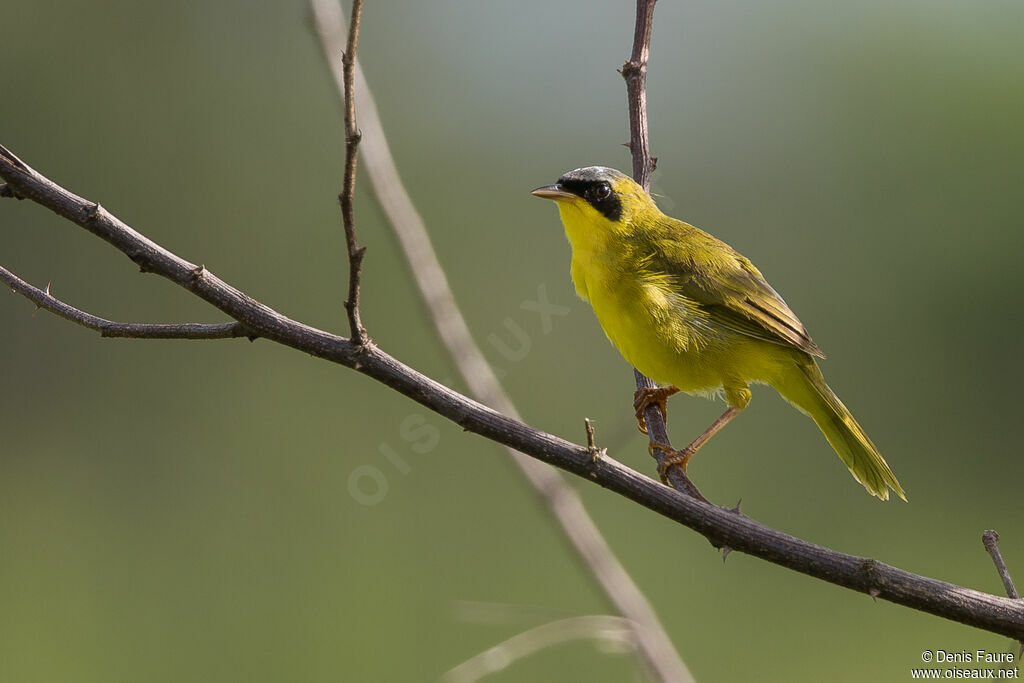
[648, 387, 750, 484]
[633, 385, 680, 434]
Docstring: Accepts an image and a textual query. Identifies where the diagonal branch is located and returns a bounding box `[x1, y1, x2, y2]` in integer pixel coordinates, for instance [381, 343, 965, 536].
[1, 264, 248, 339]
[310, 2, 692, 679]
[3, 145, 1024, 640]
[338, 0, 367, 345]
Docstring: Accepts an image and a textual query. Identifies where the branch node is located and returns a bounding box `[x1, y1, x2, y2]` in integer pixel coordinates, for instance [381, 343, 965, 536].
[621, 60, 644, 79]
[190, 264, 207, 282]
[84, 201, 102, 222]
[861, 558, 884, 599]
[0, 182, 23, 199]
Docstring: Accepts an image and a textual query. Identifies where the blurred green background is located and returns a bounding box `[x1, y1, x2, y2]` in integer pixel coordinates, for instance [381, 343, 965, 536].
[2, 1, 1022, 681]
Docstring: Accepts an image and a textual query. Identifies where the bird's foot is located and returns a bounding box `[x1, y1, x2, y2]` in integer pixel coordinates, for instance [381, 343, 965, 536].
[633, 386, 679, 433]
[647, 440, 695, 484]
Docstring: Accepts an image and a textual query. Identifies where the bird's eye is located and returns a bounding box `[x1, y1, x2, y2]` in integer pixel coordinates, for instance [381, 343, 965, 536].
[592, 183, 611, 201]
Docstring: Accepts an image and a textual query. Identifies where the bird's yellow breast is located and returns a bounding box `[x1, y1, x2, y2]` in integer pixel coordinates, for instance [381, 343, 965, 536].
[558, 200, 790, 396]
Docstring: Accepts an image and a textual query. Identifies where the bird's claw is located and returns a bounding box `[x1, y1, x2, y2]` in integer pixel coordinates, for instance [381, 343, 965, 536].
[647, 440, 694, 484]
[633, 386, 679, 434]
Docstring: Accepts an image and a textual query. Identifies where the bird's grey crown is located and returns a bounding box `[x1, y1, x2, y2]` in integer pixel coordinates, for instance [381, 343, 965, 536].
[558, 166, 627, 185]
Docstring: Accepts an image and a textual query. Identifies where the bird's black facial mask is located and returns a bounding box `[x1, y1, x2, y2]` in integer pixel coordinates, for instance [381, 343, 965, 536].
[557, 172, 624, 222]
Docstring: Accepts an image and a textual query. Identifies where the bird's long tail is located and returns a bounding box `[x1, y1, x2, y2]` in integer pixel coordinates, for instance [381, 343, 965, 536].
[775, 358, 906, 501]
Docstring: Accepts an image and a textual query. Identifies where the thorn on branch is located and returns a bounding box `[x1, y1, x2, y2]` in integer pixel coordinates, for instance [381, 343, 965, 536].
[122, 249, 149, 273]
[722, 546, 732, 563]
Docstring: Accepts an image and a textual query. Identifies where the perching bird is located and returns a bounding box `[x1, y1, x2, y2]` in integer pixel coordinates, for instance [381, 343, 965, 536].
[532, 166, 905, 501]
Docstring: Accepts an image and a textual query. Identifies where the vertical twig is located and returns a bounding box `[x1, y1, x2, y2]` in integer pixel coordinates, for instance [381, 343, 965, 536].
[622, 0, 707, 501]
[339, 0, 367, 345]
[623, 0, 657, 190]
[310, 2, 695, 680]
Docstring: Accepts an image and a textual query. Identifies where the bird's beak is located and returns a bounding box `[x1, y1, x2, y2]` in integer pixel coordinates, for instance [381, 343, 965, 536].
[530, 184, 574, 201]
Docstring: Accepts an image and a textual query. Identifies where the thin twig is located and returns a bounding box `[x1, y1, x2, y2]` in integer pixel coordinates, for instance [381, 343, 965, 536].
[0, 264, 248, 339]
[3, 144, 1024, 640]
[452, 600, 580, 626]
[982, 530, 1024, 655]
[584, 419, 609, 464]
[440, 616, 636, 683]
[983, 531, 1020, 600]
[338, 0, 367, 345]
[623, 0, 658, 189]
[310, 3, 693, 680]
[621, 0, 705, 499]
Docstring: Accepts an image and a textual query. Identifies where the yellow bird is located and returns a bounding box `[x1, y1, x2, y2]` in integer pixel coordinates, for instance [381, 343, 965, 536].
[532, 166, 905, 501]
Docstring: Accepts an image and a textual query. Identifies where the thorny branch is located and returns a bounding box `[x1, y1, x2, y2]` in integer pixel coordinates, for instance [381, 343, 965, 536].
[3, 3, 1024, 650]
[339, 0, 367, 344]
[0, 265, 248, 340]
[310, 2, 692, 679]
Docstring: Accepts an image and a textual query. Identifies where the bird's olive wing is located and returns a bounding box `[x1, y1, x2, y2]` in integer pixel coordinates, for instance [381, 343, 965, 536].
[646, 228, 825, 358]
